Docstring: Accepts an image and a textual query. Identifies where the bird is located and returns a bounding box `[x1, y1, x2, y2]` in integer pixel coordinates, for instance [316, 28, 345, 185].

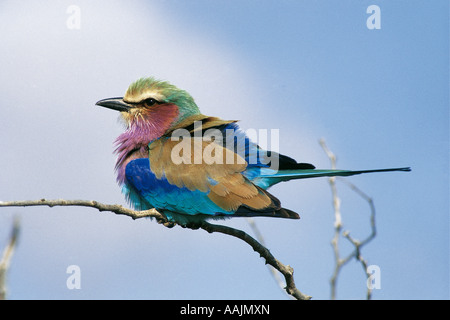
[96, 77, 410, 227]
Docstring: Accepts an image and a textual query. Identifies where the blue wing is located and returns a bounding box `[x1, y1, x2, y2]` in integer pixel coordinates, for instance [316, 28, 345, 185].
[123, 158, 231, 217]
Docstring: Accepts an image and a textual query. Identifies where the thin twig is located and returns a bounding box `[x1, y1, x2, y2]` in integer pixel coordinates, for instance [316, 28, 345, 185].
[319, 139, 377, 300]
[201, 221, 311, 300]
[0, 217, 20, 300]
[0, 198, 311, 300]
[319, 139, 342, 300]
[336, 177, 376, 299]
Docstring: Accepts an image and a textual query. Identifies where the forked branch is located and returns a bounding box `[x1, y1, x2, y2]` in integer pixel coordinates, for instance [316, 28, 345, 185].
[319, 139, 377, 300]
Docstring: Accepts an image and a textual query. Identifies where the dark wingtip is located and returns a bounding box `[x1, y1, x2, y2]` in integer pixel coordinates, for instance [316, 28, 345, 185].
[296, 163, 316, 170]
[278, 208, 301, 219]
[230, 207, 300, 219]
[280, 162, 316, 170]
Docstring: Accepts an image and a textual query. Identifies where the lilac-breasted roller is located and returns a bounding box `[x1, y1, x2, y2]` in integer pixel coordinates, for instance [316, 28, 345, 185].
[96, 77, 410, 226]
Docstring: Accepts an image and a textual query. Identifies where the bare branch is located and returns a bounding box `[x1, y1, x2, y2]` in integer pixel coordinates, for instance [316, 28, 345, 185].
[319, 139, 377, 300]
[201, 221, 311, 300]
[337, 178, 376, 299]
[337, 178, 376, 247]
[0, 217, 20, 300]
[319, 139, 343, 299]
[0, 199, 169, 224]
[0, 198, 311, 300]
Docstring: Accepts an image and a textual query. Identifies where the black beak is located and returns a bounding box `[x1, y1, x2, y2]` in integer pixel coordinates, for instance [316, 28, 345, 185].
[95, 97, 133, 112]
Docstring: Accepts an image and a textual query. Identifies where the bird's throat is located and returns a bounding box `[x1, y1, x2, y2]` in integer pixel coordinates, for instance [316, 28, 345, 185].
[114, 103, 179, 184]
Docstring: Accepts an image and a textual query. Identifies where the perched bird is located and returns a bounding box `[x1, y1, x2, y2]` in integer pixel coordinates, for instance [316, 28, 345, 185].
[96, 77, 410, 226]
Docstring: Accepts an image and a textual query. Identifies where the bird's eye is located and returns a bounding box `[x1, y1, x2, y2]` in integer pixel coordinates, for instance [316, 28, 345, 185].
[143, 98, 158, 107]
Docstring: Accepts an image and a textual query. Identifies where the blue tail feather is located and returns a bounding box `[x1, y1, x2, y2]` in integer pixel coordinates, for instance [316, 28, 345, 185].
[252, 167, 411, 189]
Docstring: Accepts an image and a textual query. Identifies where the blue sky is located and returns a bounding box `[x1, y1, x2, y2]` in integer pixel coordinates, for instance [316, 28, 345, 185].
[0, 0, 448, 300]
